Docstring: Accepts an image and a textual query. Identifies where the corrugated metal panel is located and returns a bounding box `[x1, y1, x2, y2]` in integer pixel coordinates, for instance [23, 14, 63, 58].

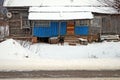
[33, 22, 60, 37]
[33, 27, 50, 37]
[50, 22, 59, 37]
[75, 26, 89, 35]
[60, 22, 67, 35]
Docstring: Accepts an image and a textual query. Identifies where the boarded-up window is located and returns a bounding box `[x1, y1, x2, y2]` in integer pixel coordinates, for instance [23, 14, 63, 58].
[12, 11, 20, 19]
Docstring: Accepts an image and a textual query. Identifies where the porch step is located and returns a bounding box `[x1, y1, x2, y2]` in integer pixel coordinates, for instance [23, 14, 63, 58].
[64, 35, 79, 43]
[64, 39, 79, 43]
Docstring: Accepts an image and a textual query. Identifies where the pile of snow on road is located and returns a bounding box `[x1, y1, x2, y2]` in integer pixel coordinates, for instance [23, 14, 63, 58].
[0, 39, 31, 59]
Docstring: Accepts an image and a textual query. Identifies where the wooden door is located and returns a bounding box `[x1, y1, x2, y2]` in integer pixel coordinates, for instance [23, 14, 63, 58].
[67, 21, 74, 35]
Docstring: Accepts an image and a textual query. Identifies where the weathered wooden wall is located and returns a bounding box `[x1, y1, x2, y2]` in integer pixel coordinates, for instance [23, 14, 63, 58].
[6, 7, 120, 39]
[7, 7, 31, 37]
[90, 13, 120, 35]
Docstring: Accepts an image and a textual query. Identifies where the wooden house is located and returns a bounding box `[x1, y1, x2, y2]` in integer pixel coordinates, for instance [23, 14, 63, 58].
[3, 0, 120, 43]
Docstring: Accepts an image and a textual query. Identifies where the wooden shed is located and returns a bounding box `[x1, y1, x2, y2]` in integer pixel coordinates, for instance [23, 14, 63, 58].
[3, 0, 120, 43]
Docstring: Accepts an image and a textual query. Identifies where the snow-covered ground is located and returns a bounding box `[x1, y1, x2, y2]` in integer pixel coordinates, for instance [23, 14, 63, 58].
[30, 41, 120, 59]
[0, 39, 120, 71]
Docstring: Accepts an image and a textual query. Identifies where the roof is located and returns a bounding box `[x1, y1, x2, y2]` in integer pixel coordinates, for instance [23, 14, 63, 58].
[29, 11, 93, 20]
[29, 6, 117, 14]
[4, 0, 118, 20]
[28, 6, 117, 20]
[3, 0, 103, 7]
[29, 7, 94, 20]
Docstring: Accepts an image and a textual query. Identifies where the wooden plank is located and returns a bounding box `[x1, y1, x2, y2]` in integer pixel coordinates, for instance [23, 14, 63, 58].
[67, 21, 74, 35]
[32, 37, 37, 43]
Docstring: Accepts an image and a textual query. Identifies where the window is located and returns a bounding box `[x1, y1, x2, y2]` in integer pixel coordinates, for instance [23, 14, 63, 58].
[22, 20, 30, 28]
[21, 13, 30, 28]
[35, 21, 50, 27]
[92, 17, 102, 27]
[75, 20, 90, 26]
[12, 13, 20, 19]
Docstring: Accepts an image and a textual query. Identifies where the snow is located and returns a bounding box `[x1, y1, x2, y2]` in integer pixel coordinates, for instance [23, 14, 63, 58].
[29, 42, 120, 59]
[3, 0, 103, 7]
[29, 11, 93, 20]
[29, 6, 117, 14]
[4, 0, 118, 20]
[78, 38, 87, 41]
[0, 39, 31, 59]
[0, 39, 120, 71]
[100, 35, 119, 41]
[28, 6, 117, 20]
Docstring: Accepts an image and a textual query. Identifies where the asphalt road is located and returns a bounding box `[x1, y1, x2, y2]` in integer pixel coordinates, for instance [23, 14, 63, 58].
[0, 78, 120, 80]
[0, 70, 120, 78]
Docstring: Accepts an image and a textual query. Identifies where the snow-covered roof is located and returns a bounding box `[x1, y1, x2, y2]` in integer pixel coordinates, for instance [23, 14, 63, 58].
[29, 7, 94, 20]
[28, 6, 117, 20]
[3, 0, 103, 7]
[29, 6, 117, 14]
[29, 11, 93, 20]
[4, 0, 118, 20]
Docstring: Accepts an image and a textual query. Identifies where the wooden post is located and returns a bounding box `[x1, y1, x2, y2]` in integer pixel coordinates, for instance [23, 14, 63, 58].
[20, 15, 23, 29]
[32, 37, 37, 43]
[58, 21, 61, 37]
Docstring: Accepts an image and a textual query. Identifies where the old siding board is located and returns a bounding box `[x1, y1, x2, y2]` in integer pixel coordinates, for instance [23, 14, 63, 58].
[7, 7, 31, 37]
[92, 13, 120, 35]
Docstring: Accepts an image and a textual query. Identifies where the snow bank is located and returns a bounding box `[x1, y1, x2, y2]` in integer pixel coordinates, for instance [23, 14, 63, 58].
[0, 39, 120, 71]
[0, 39, 31, 59]
[29, 42, 120, 60]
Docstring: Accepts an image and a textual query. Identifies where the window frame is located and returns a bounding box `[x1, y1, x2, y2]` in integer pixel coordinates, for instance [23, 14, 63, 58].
[75, 19, 90, 26]
[34, 21, 50, 27]
[92, 16, 102, 27]
[20, 13, 30, 29]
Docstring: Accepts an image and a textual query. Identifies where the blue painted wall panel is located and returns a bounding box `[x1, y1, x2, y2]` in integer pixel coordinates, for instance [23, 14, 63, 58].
[60, 22, 67, 35]
[33, 27, 51, 37]
[33, 21, 66, 37]
[33, 21, 89, 37]
[33, 21, 67, 37]
[50, 22, 59, 37]
[75, 26, 89, 35]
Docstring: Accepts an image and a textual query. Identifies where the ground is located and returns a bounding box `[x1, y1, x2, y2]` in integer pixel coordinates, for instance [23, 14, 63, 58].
[0, 70, 120, 78]
[0, 39, 120, 71]
[0, 39, 120, 79]
[0, 78, 120, 80]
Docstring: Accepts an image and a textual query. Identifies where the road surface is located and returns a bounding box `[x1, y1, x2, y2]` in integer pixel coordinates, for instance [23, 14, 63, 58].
[0, 70, 120, 78]
[0, 78, 120, 80]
